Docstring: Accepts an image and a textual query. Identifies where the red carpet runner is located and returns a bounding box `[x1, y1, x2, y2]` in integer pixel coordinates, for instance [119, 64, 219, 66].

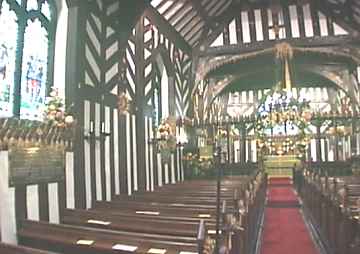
[260, 178, 319, 254]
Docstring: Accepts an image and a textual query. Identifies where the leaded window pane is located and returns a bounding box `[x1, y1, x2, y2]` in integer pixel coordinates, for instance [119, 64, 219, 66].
[0, 1, 18, 117]
[20, 19, 48, 120]
[26, 0, 38, 11]
[41, 1, 51, 20]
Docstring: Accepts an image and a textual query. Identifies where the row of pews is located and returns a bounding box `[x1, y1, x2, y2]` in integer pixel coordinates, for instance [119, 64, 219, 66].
[3, 171, 267, 254]
[296, 171, 360, 254]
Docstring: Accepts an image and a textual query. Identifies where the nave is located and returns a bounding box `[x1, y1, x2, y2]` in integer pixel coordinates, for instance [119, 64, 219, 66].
[2, 173, 267, 254]
[1, 170, 360, 254]
[260, 178, 319, 254]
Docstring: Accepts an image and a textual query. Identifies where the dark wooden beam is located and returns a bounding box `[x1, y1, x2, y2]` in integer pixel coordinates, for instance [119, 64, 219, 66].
[190, 0, 216, 39]
[135, 16, 146, 192]
[316, 0, 360, 37]
[199, 35, 360, 57]
[65, 0, 89, 209]
[190, 0, 211, 25]
[296, 4, 306, 38]
[144, 6, 192, 54]
[167, 0, 192, 25]
[310, 1, 321, 37]
[194, 2, 242, 52]
[104, 0, 149, 52]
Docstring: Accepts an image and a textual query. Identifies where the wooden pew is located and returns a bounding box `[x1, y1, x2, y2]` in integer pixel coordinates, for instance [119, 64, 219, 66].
[62, 209, 217, 237]
[19, 171, 265, 254]
[0, 243, 55, 254]
[299, 172, 360, 254]
[18, 220, 207, 254]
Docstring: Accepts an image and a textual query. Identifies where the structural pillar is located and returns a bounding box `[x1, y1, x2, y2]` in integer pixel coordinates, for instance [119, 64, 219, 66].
[315, 123, 322, 162]
[134, 16, 146, 191]
[65, 0, 89, 209]
[240, 123, 247, 163]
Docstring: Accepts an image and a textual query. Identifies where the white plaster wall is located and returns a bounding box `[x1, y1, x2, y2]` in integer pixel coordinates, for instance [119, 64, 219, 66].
[53, 0, 68, 99]
[0, 151, 17, 244]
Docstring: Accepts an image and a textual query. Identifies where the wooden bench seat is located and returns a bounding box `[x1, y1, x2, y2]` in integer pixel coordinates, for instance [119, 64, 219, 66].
[19, 173, 265, 254]
[111, 195, 237, 208]
[92, 199, 233, 221]
[18, 220, 203, 254]
[298, 172, 360, 254]
[0, 243, 55, 254]
[62, 209, 216, 237]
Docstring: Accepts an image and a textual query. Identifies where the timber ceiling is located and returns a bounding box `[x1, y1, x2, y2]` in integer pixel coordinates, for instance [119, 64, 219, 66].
[151, 0, 232, 47]
[150, 0, 360, 49]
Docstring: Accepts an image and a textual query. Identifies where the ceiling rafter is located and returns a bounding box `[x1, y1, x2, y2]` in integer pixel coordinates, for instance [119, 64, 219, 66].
[199, 35, 360, 60]
[189, 0, 215, 36]
[167, 0, 193, 24]
[160, 0, 180, 18]
[194, 1, 242, 52]
[145, 6, 192, 54]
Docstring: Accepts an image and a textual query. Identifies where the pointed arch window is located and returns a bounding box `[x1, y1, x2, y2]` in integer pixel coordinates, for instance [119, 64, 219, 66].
[0, 0, 56, 120]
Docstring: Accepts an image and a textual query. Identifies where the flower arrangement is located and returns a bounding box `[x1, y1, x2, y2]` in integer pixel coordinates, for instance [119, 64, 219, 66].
[117, 92, 129, 114]
[156, 117, 177, 160]
[255, 88, 311, 156]
[183, 152, 214, 177]
[44, 88, 74, 128]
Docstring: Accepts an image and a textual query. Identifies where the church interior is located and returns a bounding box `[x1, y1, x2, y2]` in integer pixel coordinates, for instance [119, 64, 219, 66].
[0, 0, 360, 253]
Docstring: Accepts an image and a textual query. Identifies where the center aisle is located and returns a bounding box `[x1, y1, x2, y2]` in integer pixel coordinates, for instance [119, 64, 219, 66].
[260, 178, 319, 254]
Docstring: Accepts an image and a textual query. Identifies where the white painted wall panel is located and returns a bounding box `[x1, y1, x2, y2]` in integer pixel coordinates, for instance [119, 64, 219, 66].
[229, 19, 237, 44]
[164, 163, 169, 184]
[113, 109, 120, 195]
[48, 183, 59, 224]
[149, 118, 155, 191]
[126, 113, 132, 195]
[132, 115, 138, 191]
[65, 152, 75, 209]
[84, 100, 92, 208]
[145, 117, 150, 191]
[27, 185, 39, 221]
[105, 106, 111, 201]
[95, 103, 102, 201]
[171, 154, 176, 184]
[157, 153, 163, 187]
[0, 152, 17, 244]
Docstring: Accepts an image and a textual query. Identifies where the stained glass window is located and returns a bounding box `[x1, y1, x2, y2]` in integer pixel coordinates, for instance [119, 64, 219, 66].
[20, 19, 48, 120]
[0, 0, 55, 120]
[41, 1, 51, 20]
[0, 1, 18, 117]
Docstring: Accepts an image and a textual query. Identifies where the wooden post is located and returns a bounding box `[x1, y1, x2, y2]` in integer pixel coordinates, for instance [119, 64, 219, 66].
[135, 16, 146, 191]
[316, 123, 322, 162]
[65, 0, 89, 209]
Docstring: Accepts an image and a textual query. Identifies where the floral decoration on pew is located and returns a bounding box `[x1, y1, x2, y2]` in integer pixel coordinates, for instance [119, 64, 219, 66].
[183, 152, 214, 177]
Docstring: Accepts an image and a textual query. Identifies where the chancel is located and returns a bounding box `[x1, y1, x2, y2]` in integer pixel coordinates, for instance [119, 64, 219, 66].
[0, 0, 360, 254]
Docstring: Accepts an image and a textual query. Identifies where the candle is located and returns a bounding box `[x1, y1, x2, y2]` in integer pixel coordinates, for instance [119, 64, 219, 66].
[90, 121, 94, 133]
[102, 122, 105, 133]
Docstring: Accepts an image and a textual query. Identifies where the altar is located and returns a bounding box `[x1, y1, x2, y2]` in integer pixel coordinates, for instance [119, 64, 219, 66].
[263, 155, 301, 178]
